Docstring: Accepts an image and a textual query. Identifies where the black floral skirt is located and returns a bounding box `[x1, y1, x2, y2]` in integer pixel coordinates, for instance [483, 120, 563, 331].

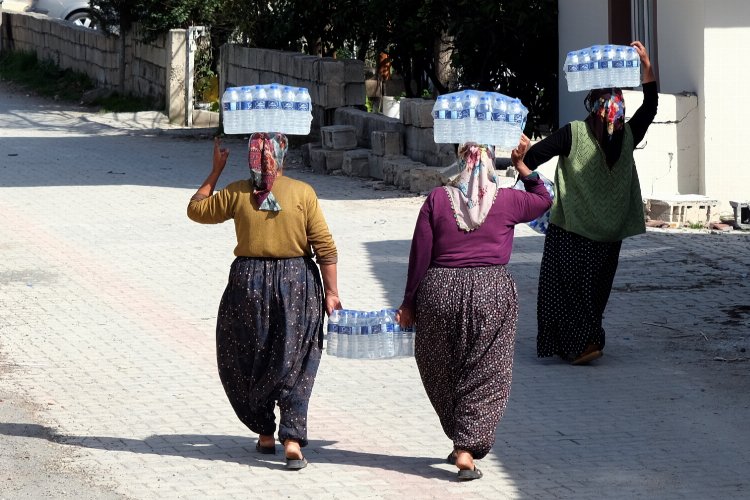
[415, 265, 518, 460]
[216, 256, 324, 446]
[537, 224, 622, 359]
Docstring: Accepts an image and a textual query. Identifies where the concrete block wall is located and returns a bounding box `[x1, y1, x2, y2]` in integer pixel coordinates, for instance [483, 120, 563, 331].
[1, 12, 120, 87]
[1, 13, 175, 111]
[219, 45, 367, 135]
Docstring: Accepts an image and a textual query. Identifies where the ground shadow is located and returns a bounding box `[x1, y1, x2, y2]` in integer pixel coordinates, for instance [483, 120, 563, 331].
[0, 424, 455, 481]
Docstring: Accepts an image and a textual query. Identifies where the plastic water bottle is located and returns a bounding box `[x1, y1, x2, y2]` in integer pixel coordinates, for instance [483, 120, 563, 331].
[564, 51, 581, 92]
[402, 324, 415, 356]
[432, 96, 451, 143]
[491, 94, 507, 148]
[460, 90, 478, 143]
[449, 95, 464, 144]
[379, 309, 396, 357]
[368, 311, 383, 358]
[625, 46, 640, 87]
[251, 85, 268, 132]
[589, 45, 604, 88]
[293, 87, 312, 135]
[337, 309, 352, 358]
[612, 46, 626, 87]
[280, 86, 296, 133]
[577, 48, 593, 90]
[238, 86, 253, 133]
[601, 45, 615, 87]
[326, 309, 340, 356]
[476, 94, 492, 145]
[266, 84, 282, 132]
[507, 99, 524, 149]
[221, 87, 241, 134]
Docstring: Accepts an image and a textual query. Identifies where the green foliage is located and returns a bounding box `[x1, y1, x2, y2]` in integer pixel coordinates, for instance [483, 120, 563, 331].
[0, 51, 94, 101]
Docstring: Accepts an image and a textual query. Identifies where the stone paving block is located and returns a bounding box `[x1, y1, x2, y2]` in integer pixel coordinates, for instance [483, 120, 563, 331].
[325, 82, 346, 110]
[316, 57, 345, 83]
[345, 83, 367, 107]
[321, 125, 358, 150]
[301, 141, 322, 169]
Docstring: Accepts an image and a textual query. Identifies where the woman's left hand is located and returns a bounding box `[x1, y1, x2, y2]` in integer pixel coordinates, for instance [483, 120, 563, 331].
[395, 305, 415, 329]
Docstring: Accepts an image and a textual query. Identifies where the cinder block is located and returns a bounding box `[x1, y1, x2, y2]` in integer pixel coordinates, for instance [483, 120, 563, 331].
[324, 150, 344, 172]
[301, 142, 322, 168]
[321, 125, 358, 150]
[342, 149, 372, 177]
[409, 166, 446, 193]
[345, 83, 367, 106]
[309, 147, 327, 174]
[384, 157, 420, 189]
[371, 130, 403, 156]
[317, 57, 345, 82]
[325, 83, 346, 109]
[343, 59, 365, 83]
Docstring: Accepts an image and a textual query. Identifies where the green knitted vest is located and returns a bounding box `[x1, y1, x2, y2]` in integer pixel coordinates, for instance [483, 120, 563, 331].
[550, 121, 645, 242]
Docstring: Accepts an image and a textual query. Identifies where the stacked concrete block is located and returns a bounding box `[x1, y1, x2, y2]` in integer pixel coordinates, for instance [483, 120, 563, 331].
[409, 166, 455, 193]
[383, 157, 426, 190]
[333, 107, 404, 148]
[342, 149, 372, 177]
[321, 125, 358, 150]
[368, 130, 404, 180]
[400, 98, 456, 168]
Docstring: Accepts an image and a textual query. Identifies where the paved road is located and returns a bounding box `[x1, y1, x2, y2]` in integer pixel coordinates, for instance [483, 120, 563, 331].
[1, 83, 749, 499]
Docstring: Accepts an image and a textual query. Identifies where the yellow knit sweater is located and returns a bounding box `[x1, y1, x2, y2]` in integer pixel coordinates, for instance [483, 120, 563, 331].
[187, 175, 338, 264]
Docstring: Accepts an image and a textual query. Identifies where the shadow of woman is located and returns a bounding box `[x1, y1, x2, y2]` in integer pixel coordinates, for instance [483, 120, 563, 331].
[0, 423, 454, 480]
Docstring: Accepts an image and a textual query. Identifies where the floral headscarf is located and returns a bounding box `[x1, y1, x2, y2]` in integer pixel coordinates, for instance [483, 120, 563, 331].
[444, 143, 500, 231]
[586, 88, 625, 138]
[248, 132, 288, 211]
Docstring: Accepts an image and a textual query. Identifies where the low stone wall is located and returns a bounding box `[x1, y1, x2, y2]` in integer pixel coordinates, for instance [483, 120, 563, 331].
[1, 12, 188, 119]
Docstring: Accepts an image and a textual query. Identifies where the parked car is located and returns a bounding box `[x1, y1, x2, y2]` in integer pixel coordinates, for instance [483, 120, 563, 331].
[2, 0, 97, 29]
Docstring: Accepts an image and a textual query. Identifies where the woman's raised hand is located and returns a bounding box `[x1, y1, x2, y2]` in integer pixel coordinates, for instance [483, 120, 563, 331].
[630, 41, 655, 83]
[212, 137, 229, 173]
[511, 134, 531, 167]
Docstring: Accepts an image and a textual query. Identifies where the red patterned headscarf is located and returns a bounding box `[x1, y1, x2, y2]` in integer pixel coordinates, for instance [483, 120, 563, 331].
[585, 88, 625, 139]
[248, 132, 288, 211]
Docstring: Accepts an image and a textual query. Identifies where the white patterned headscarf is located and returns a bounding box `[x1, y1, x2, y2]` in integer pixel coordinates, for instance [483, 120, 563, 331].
[444, 143, 500, 231]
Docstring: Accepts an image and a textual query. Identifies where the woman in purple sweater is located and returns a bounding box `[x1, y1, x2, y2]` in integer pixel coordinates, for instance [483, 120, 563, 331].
[397, 139, 551, 480]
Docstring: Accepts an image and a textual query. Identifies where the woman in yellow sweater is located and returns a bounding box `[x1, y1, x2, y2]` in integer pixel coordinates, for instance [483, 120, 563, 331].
[187, 134, 342, 470]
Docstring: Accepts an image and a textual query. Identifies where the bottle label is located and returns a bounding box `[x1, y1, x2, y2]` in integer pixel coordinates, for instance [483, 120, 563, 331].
[340, 326, 352, 335]
[612, 60, 625, 69]
[240, 101, 252, 111]
[371, 323, 382, 334]
[567, 64, 578, 73]
[223, 102, 230, 111]
[327, 324, 339, 334]
[281, 101, 294, 111]
[266, 100, 279, 109]
[597, 61, 610, 70]
[476, 111, 489, 120]
[491, 111, 503, 122]
[252, 101, 266, 110]
[577, 62, 589, 72]
[295, 102, 311, 112]
[384, 323, 395, 333]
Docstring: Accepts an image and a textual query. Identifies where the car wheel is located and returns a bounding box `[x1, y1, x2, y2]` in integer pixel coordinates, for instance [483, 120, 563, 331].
[66, 10, 97, 29]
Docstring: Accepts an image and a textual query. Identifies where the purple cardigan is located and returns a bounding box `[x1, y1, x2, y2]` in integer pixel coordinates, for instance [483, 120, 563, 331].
[402, 174, 552, 310]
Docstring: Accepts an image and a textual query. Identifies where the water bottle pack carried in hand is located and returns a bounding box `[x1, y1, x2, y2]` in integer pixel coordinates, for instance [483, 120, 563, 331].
[513, 173, 555, 234]
[326, 308, 415, 359]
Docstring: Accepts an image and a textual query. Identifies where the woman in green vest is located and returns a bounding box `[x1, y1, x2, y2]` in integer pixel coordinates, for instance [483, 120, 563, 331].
[521, 41, 658, 365]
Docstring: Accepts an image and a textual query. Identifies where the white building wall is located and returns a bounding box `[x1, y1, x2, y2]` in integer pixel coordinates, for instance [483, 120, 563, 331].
[557, 0, 609, 125]
[703, 2, 750, 211]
